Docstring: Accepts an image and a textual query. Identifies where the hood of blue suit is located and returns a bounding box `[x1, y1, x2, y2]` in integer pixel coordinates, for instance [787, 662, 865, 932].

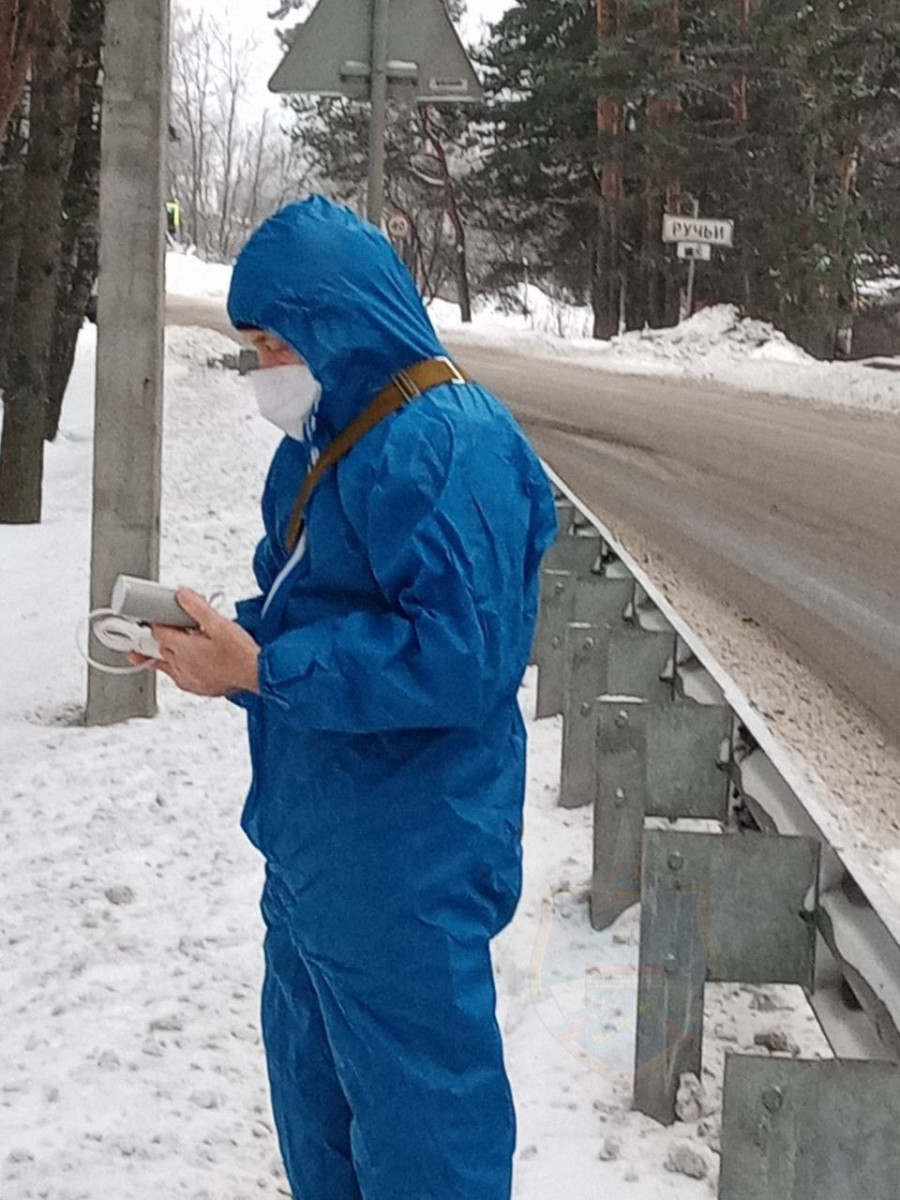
[227, 196, 446, 431]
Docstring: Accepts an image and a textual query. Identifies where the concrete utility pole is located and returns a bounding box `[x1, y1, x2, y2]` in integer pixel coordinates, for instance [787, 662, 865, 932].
[366, 0, 391, 226]
[87, 0, 170, 726]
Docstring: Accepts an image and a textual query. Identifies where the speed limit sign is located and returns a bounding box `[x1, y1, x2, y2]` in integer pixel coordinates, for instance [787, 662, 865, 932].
[387, 212, 412, 241]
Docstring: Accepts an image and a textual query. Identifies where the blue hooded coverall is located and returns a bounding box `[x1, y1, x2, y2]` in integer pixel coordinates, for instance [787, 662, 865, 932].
[226, 197, 557, 1200]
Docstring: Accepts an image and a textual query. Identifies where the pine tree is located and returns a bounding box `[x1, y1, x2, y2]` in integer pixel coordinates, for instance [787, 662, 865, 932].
[469, 1, 608, 330]
[474, 0, 900, 353]
[705, 0, 900, 354]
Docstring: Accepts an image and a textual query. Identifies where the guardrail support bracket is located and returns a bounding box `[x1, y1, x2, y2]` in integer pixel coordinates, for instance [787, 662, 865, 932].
[634, 829, 819, 1125]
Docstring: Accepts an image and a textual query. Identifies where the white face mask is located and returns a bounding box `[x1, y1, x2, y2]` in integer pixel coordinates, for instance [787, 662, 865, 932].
[252, 363, 322, 440]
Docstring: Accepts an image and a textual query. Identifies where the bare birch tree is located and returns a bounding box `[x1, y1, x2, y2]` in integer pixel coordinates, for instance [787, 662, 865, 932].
[169, 5, 313, 263]
[170, 6, 215, 247]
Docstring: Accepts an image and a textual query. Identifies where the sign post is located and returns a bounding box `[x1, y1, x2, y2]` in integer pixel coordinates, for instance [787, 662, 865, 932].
[269, 0, 483, 226]
[662, 211, 735, 319]
[367, 0, 391, 227]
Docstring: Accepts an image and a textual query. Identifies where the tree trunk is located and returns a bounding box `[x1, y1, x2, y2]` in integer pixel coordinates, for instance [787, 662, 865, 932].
[592, 195, 620, 340]
[0, 0, 77, 524]
[0, 105, 28, 385]
[643, 185, 678, 328]
[595, 0, 624, 340]
[217, 65, 240, 259]
[45, 0, 103, 442]
[242, 108, 268, 234]
[421, 107, 473, 323]
[624, 196, 649, 332]
[0, 0, 35, 139]
[0, 394, 44, 520]
[452, 230, 472, 324]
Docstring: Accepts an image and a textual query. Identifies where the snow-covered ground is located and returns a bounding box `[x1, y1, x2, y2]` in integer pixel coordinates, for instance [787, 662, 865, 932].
[431, 284, 597, 341]
[166, 253, 236, 302]
[0, 328, 832, 1198]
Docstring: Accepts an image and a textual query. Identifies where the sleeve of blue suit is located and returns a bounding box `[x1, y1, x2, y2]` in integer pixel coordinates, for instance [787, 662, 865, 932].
[234, 595, 265, 638]
[255, 407, 532, 734]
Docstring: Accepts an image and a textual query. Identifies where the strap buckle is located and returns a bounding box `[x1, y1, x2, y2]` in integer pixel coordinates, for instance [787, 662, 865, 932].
[392, 368, 421, 401]
[434, 355, 467, 385]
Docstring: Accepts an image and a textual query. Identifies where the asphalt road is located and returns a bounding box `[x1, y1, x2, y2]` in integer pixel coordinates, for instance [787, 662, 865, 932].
[449, 341, 900, 742]
[166, 294, 900, 741]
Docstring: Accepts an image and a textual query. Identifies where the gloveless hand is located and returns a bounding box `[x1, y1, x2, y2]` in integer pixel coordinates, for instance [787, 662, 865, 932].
[130, 588, 261, 697]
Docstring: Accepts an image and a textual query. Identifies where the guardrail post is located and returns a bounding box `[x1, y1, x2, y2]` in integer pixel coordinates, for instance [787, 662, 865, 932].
[531, 532, 607, 665]
[555, 499, 575, 536]
[544, 532, 604, 577]
[535, 574, 636, 720]
[634, 829, 819, 1125]
[720, 1057, 900, 1199]
[534, 570, 575, 712]
[560, 626, 676, 809]
[590, 701, 733, 927]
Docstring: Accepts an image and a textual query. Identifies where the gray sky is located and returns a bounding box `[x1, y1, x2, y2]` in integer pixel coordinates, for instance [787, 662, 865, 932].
[184, 0, 513, 112]
[460, 0, 514, 43]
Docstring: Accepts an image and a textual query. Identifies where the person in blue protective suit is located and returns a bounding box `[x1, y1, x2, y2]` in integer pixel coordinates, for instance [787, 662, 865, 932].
[143, 196, 558, 1200]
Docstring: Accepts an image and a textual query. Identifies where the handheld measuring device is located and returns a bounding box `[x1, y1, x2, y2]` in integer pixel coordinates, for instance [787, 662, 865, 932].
[79, 575, 201, 676]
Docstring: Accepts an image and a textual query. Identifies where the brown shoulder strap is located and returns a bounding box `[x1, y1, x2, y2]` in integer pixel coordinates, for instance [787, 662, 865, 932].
[285, 356, 471, 552]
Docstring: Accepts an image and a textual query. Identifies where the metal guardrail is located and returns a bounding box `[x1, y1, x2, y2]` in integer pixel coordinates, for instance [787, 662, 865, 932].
[539, 467, 900, 1196]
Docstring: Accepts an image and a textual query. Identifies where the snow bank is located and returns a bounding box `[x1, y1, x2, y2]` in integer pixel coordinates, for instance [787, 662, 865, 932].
[432, 282, 595, 340]
[165, 325, 243, 366]
[165, 251, 233, 301]
[600, 304, 812, 368]
[434, 297, 900, 416]
[859, 275, 900, 303]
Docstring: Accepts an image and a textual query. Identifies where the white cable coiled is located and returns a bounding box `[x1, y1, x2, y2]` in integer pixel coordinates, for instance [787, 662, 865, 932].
[77, 591, 226, 677]
[77, 609, 159, 676]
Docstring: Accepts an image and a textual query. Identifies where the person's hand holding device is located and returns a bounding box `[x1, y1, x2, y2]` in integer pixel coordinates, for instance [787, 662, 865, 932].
[133, 588, 260, 697]
[82, 575, 259, 695]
